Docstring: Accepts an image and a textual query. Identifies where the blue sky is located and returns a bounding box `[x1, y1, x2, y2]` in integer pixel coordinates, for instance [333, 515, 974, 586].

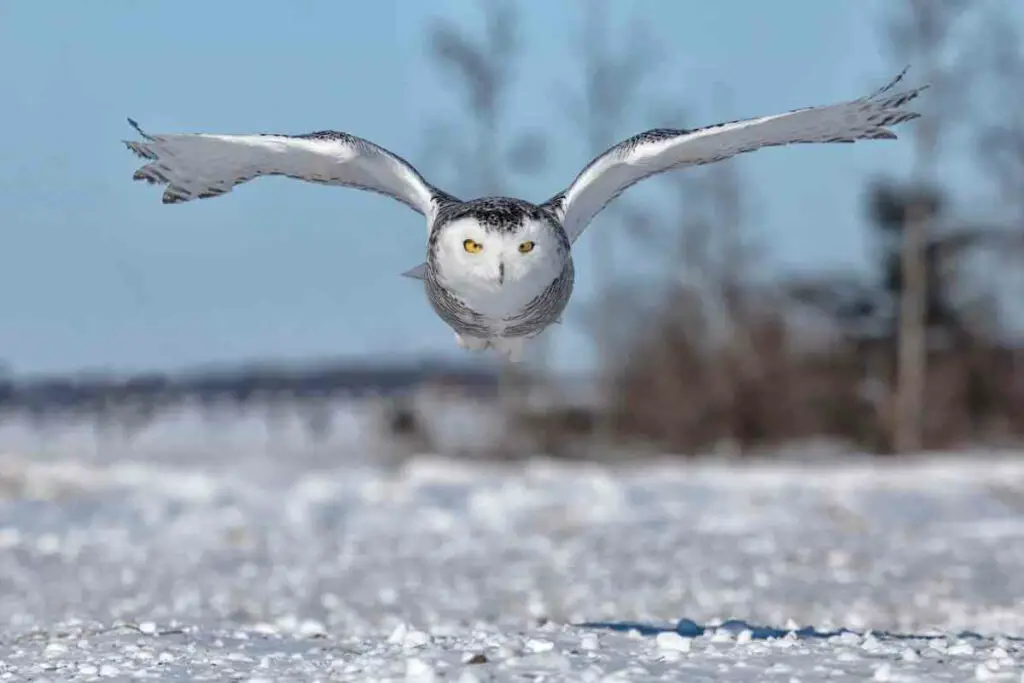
[0, 0, 971, 375]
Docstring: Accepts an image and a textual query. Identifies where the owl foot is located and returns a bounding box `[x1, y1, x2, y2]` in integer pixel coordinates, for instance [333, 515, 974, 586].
[455, 333, 490, 352]
[491, 336, 526, 363]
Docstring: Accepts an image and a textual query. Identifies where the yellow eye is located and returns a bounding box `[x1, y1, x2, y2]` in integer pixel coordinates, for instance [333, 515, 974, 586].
[518, 240, 535, 254]
[463, 239, 483, 253]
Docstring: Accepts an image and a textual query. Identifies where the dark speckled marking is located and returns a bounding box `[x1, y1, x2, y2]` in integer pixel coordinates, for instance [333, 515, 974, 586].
[433, 197, 557, 235]
[123, 121, 456, 213]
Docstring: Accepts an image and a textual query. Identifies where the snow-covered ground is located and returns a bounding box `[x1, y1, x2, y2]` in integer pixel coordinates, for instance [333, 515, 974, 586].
[2, 432, 1024, 680]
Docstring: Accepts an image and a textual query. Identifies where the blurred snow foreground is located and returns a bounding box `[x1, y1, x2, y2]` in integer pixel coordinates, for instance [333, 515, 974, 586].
[2, 442, 1024, 681]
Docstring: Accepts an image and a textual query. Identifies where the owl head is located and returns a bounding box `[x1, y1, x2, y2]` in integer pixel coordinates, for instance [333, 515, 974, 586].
[431, 199, 567, 294]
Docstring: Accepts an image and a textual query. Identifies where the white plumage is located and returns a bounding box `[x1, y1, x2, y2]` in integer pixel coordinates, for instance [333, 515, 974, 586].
[123, 68, 927, 362]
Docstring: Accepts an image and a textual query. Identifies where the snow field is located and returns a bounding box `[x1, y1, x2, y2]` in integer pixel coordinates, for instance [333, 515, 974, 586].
[1, 448, 1023, 681]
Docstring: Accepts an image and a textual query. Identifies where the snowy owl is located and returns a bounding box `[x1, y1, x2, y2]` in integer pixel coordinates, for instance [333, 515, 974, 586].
[123, 68, 926, 362]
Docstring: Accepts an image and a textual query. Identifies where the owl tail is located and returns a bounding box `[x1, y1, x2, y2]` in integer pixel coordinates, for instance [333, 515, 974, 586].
[401, 263, 427, 280]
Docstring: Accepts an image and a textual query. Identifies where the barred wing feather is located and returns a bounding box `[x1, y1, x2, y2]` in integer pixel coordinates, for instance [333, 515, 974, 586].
[123, 119, 449, 224]
[542, 68, 928, 243]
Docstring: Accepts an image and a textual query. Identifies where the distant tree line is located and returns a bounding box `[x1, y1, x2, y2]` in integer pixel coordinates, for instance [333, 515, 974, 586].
[607, 180, 1024, 454]
[0, 360, 500, 423]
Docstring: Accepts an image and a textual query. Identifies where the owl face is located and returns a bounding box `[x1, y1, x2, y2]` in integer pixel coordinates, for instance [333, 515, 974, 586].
[432, 212, 567, 310]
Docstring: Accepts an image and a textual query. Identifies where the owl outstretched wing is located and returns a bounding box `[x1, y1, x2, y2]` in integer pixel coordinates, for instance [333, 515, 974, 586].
[123, 119, 455, 223]
[542, 68, 928, 244]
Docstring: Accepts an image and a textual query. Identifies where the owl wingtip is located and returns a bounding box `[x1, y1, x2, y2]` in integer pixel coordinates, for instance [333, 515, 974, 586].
[127, 117, 154, 140]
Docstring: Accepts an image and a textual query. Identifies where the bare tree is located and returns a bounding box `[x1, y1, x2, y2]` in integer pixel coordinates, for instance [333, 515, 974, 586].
[971, 9, 1024, 262]
[556, 16, 784, 453]
[425, 0, 547, 198]
[885, 0, 972, 453]
[550, 1, 788, 454]
[971, 6, 1024, 432]
[554, 0, 666, 442]
[421, 0, 553, 454]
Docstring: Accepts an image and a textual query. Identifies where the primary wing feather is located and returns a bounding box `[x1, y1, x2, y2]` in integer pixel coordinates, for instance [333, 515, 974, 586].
[123, 119, 454, 222]
[542, 68, 928, 243]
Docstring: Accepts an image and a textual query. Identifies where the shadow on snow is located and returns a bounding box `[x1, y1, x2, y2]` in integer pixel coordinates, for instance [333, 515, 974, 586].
[578, 618, 1024, 643]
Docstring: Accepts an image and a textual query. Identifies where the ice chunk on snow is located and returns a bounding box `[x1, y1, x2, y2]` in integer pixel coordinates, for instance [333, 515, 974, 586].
[655, 632, 691, 652]
[404, 657, 436, 682]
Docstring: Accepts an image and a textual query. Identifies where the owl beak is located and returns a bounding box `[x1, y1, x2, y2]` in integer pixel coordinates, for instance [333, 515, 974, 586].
[497, 261, 505, 286]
